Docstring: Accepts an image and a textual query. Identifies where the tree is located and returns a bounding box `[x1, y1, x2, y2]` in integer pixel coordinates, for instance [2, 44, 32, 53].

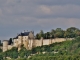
[19, 47, 26, 58]
[35, 33, 40, 39]
[36, 30, 44, 39]
[46, 32, 50, 39]
[0, 54, 3, 60]
[0, 40, 2, 46]
[8, 38, 13, 45]
[40, 30, 44, 37]
[39, 30, 44, 38]
[65, 27, 80, 38]
[50, 29, 56, 38]
[0, 48, 2, 53]
[54, 28, 64, 38]
[3, 47, 18, 59]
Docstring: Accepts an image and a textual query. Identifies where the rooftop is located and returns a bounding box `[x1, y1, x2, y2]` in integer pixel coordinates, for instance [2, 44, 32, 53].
[14, 31, 31, 39]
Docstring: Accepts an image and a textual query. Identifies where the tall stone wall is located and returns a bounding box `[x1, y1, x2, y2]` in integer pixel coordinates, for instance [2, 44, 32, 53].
[33, 38, 73, 47]
[52, 38, 66, 43]
[3, 38, 73, 52]
[8, 45, 13, 50]
[33, 39, 42, 47]
[28, 39, 33, 50]
[43, 39, 50, 45]
[13, 39, 18, 47]
[3, 40, 8, 52]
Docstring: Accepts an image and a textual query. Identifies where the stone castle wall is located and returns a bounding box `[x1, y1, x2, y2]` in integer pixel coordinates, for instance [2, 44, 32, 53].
[33, 39, 42, 47]
[33, 38, 73, 47]
[3, 38, 73, 52]
[8, 45, 13, 50]
[3, 40, 8, 52]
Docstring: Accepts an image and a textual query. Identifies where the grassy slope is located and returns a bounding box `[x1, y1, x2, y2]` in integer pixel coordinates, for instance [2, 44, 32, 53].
[28, 37, 80, 60]
[3, 37, 80, 60]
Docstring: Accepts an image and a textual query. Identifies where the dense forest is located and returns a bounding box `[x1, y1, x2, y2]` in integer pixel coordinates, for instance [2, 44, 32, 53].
[35, 27, 80, 39]
[0, 36, 80, 60]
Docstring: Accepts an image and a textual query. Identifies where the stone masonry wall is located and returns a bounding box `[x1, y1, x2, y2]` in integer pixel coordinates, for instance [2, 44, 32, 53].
[3, 38, 73, 52]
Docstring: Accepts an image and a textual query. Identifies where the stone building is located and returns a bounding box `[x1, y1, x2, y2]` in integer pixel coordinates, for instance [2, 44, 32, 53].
[13, 31, 34, 51]
[2, 30, 73, 52]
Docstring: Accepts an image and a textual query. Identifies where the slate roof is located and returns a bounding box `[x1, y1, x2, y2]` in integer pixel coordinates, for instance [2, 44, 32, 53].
[13, 31, 31, 39]
[18, 32, 30, 36]
[13, 36, 18, 39]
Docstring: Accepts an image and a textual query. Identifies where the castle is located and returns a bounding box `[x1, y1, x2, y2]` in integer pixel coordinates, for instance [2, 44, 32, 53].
[3, 30, 73, 52]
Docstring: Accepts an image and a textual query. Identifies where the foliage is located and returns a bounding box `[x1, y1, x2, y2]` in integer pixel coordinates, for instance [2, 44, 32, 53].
[28, 36, 80, 60]
[35, 27, 80, 39]
[1, 27, 80, 60]
[8, 38, 13, 45]
[2, 47, 18, 59]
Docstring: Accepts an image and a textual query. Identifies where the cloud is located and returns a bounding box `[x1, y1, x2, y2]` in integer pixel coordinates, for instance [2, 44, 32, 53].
[36, 4, 80, 18]
[38, 5, 51, 14]
[0, 0, 80, 40]
[36, 18, 80, 28]
[33, 0, 80, 6]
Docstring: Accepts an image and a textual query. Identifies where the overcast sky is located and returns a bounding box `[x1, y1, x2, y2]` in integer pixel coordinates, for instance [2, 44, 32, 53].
[0, 0, 80, 40]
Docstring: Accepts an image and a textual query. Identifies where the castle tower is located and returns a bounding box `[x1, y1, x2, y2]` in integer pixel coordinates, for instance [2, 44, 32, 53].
[28, 31, 34, 50]
[3, 40, 8, 52]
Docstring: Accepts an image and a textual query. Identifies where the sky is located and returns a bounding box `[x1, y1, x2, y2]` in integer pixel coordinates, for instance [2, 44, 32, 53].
[0, 0, 80, 40]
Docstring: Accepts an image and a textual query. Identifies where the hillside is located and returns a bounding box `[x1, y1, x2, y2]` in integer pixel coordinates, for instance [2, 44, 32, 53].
[0, 37, 80, 60]
[28, 37, 80, 60]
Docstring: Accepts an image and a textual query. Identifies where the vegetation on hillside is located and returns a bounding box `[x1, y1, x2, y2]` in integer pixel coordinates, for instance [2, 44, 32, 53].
[0, 27, 80, 60]
[28, 37, 80, 60]
[0, 36, 80, 60]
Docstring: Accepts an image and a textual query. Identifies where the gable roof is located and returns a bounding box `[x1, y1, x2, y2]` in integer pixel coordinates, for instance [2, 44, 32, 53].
[18, 32, 30, 36]
[13, 31, 34, 39]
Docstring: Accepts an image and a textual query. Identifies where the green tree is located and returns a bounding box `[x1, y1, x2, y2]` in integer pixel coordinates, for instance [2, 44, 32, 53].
[36, 30, 44, 39]
[0, 48, 2, 53]
[35, 33, 40, 39]
[50, 29, 55, 38]
[46, 32, 50, 39]
[54, 28, 64, 38]
[8, 38, 13, 45]
[0, 54, 3, 60]
[40, 30, 44, 37]
[65, 27, 80, 38]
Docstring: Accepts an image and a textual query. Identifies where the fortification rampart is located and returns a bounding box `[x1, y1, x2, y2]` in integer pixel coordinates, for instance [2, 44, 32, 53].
[8, 45, 13, 50]
[3, 38, 73, 52]
[33, 38, 73, 47]
[33, 39, 42, 47]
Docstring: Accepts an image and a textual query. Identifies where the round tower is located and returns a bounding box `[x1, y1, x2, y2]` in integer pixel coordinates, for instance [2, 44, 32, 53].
[3, 40, 8, 52]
